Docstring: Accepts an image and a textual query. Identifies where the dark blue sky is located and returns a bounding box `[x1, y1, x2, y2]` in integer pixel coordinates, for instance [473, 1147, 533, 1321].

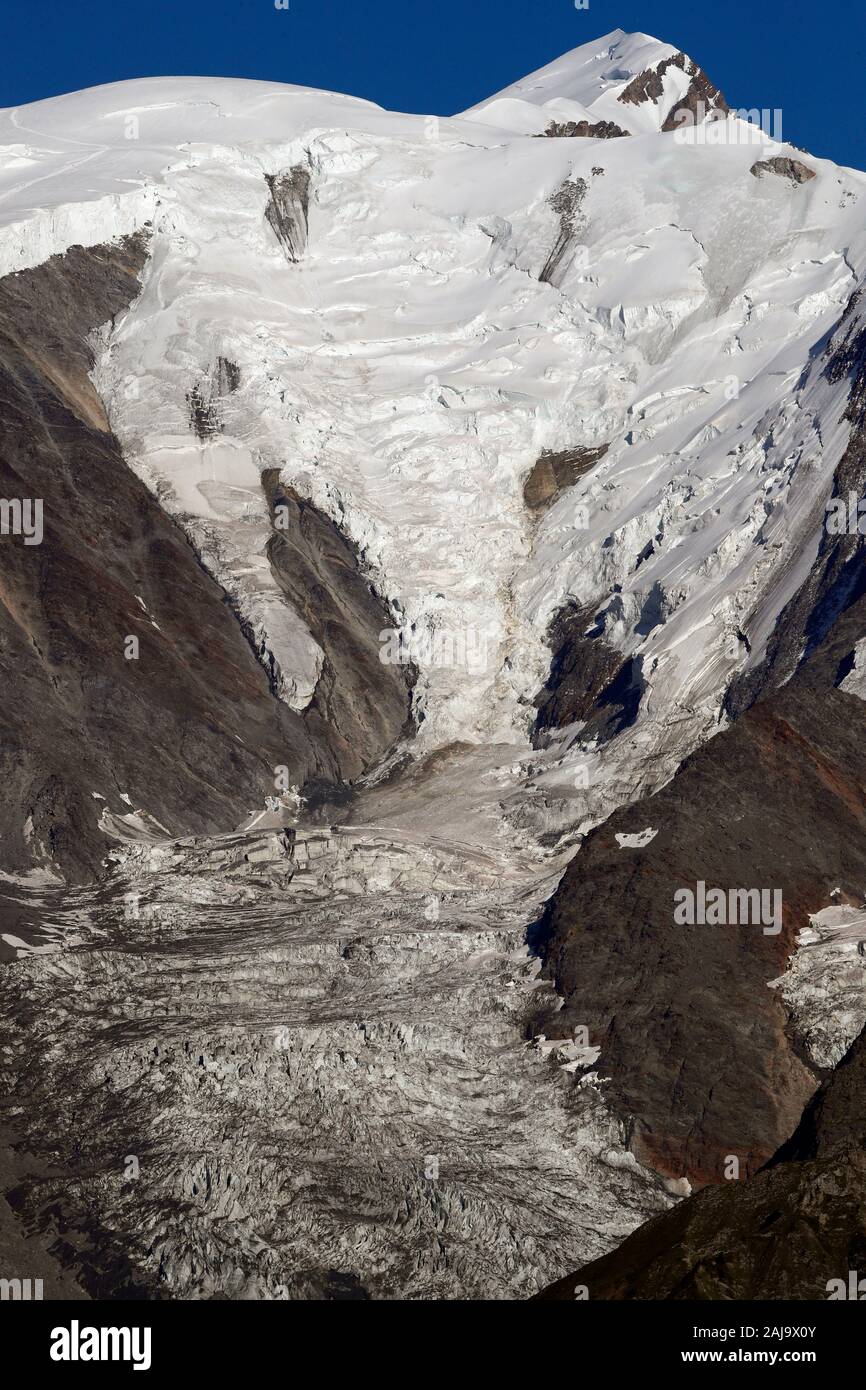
[3, 0, 865, 169]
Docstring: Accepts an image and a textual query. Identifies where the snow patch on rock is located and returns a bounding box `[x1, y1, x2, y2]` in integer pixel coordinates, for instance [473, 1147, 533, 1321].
[615, 827, 658, 849]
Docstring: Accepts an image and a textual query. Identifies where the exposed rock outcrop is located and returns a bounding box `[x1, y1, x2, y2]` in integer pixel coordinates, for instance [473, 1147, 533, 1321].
[263, 473, 416, 785]
[264, 168, 311, 262]
[0, 238, 330, 880]
[540, 178, 587, 285]
[187, 356, 241, 439]
[533, 602, 643, 746]
[750, 156, 817, 184]
[541, 120, 629, 140]
[535, 550, 866, 1184]
[523, 446, 607, 512]
[618, 51, 729, 131]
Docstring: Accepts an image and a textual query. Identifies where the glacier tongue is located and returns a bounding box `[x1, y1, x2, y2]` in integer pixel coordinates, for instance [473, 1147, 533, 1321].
[0, 818, 673, 1300]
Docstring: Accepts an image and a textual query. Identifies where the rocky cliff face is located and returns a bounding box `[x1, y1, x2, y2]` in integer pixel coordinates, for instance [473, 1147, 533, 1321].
[538, 1024, 866, 1301]
[0, 237, 307, 880]
[0, 239, 412, 880]
[262, 474, 416, 785]
[535, 602, 866, 1185]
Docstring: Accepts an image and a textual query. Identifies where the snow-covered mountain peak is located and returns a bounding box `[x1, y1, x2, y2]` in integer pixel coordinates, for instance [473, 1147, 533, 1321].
[466, 29, 676, 106]
[464, 28, 728, 136]
[5, 31, 866, 1312]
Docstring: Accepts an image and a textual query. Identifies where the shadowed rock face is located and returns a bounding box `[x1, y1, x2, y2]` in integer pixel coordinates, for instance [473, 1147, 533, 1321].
[537, 1027, 866, 1301]
[533, 601, 643, 747]
[263, 473, 416, 786]
[0, 238, 412, 880]
[662, 71, 729, 133]
[536, 560, 866, 1184]
[534, 564, 866, 1187]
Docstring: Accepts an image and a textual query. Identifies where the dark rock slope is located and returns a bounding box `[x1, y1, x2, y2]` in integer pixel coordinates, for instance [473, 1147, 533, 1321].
[535, 645, 866, 1185]
[533, 601, 643, 747]
[0, 237, 411, 880]
[534, 287, 866, 1188]
[537, 1025, 866, 1301]
[540, 179, 587, 286]
[263, 473, 415, 786]
[750, 157, 817, 184]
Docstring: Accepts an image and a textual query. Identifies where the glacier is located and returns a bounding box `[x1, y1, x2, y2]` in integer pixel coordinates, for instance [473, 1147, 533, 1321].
[1, 27, 866, 1299]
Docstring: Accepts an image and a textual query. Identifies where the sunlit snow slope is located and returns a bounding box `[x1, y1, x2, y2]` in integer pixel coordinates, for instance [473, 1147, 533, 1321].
[1, 26, 865, 837]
